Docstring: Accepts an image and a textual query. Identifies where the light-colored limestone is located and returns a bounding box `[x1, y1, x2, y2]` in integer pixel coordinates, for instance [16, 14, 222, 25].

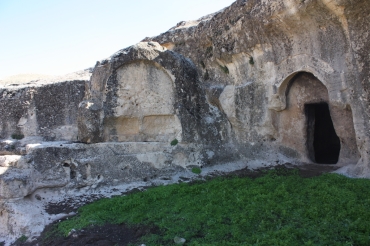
[102, 61, 182, 142]
[1, 0, 370, 244]
[114, 61, 175, 117]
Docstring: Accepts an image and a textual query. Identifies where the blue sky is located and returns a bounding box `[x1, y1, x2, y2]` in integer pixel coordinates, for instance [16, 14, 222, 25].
[0, 0, 235, 79]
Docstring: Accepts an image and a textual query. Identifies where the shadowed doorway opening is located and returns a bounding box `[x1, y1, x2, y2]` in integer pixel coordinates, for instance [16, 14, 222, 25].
[305, 103, 341, 164]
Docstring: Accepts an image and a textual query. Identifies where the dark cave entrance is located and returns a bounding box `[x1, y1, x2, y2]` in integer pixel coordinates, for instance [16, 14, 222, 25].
[305, 103, 341, 164]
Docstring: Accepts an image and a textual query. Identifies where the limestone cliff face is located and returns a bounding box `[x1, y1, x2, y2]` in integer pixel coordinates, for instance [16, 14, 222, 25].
[144, 0, 370, 177]
[0, 71, 90, 144]
[78, 42, 228, 146]
[1, 0, 370, 244]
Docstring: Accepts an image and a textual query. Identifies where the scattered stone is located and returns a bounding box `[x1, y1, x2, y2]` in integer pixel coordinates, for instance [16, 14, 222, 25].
[174, 236, 186, 245]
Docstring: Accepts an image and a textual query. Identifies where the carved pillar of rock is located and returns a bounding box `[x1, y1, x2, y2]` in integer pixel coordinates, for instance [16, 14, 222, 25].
[77, 100, 103, 143]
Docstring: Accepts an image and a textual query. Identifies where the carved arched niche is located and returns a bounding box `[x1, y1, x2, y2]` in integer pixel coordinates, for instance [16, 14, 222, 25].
[103, 61, 182, 142]
[273, 72, 359, 165]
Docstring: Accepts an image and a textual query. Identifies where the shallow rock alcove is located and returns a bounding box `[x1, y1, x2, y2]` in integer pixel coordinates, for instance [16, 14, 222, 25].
[102, 61, 182, 142]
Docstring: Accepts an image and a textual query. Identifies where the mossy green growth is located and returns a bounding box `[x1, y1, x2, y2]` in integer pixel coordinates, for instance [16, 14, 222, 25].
[11, 133, 24, 140]
[204, 70, 210, 80]
[170, 139, 178, 146]
[55, 170, 370, 245]
[175, 41, 185, 46]
[200, 60, 206, 69]
[249, 56, 255, 65]
[191, 167, 202, 174]
[17, 235, 28, 243]
[219, 65, 229, 74]
[205, 46, 213, 57]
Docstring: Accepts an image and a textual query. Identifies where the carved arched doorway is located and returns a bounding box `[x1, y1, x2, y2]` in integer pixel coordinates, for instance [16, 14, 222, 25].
[277, 72, 359, 165]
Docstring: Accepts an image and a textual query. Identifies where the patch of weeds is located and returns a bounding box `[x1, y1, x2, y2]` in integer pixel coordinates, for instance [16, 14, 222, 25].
[204, 70, 210, 80]
[249, 56, 254, 65]
[200, 60, 206, 69]
[191, 167, 202, 174]
[219, 65, 229, 74]
[17, 235, 28, 243]
[11, 133, 24, 140]
[175, 41, 185, 46]
[205, 46, 213, 57]
[55, 171, 370, 245]
[170, 139, 178, 146]
[41, 226, 63, 243]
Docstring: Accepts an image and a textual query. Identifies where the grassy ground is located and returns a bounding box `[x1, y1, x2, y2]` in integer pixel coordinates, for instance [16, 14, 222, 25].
[51, 168, 370, 245]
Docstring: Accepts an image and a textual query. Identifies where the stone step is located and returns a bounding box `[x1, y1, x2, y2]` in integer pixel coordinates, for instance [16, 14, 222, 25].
[0, 167, 35, 199]
[0, 155, 22, 168]
[25, 141, 184, 155]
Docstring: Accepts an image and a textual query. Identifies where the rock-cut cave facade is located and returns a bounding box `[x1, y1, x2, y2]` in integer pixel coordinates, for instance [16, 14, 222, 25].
[0, 0, 370, 243]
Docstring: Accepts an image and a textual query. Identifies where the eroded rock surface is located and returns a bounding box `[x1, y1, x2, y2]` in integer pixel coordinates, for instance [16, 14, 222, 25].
[78, 42, 228, 145]
[0, 70, 90, 142]
[1, 0, 370, 244]
[144, 0, 370, 176]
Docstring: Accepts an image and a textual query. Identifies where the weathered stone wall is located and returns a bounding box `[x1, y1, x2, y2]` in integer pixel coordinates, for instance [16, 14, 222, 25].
[1, 0, 370, 244]
[145, 0, 370, 176]
[0, 73, 91, 244]
[0, 78, 87, 142]
[78, 42, 230, 147]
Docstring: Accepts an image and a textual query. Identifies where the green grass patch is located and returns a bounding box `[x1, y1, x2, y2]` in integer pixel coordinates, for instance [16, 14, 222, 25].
[56, 170, 370, 245]
[219, 65, 229, 74]
[15, 235, 28, 243]
[170, 139, 178, 146]
[191, 167, 202, 175]
[11, 133, 24, 140]
[205, 46, 213, 57]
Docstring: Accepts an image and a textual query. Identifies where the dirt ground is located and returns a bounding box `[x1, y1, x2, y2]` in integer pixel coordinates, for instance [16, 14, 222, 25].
[10, 163, 340, 246]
